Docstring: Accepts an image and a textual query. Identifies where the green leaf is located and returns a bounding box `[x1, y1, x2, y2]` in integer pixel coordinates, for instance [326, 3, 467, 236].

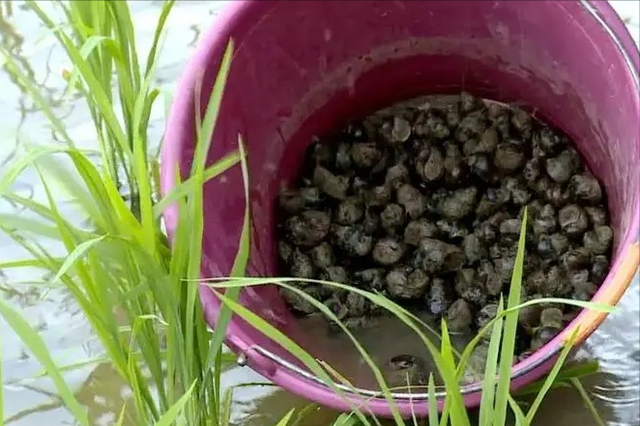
[438, 319, 470, 426]
[219, 386, 234, 426]
[428, 374, 439, 426]
[507, 396, 528, 426]
[515, 360, 599, 397]
[230, 135, 251, 277]
[0, 298, 90, 426]
[0, 145, 69, 198]
[274, 409, 296, 426]
[525, 328, 580, 423]
[115, 403, 128, 426]
[64, 34, 110, 98]
[332, 413, 364, 426]
[211, 287, 385, 426]
[30, 356, 108, 380]
[51, 236, 106, 283]
[493, 208, 528, 426]
[570, 378, 606, 426]
[144, 0, 176, 77]
[153, 382, 196, 426]
[0, 214, 63, 240]
[153, 151, 241, 218]
[478, 295, 504, 426]
[0, 47, 76, 147]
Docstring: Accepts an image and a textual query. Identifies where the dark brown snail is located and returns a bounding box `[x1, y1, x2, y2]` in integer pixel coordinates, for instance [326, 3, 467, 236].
[276, 91, 612, 361]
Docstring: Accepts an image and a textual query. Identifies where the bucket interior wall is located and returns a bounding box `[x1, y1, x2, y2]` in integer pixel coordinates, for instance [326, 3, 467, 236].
[185, 1, 639, 371]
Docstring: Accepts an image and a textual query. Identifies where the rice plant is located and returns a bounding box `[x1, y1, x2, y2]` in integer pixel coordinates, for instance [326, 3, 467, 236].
[0, 1, 611, 426]
[0, 1, 244, 425]
[206, 208, 611, 426]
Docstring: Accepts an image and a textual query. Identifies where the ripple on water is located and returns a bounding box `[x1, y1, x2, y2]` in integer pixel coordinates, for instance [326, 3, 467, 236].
[585, 273, 640, 425]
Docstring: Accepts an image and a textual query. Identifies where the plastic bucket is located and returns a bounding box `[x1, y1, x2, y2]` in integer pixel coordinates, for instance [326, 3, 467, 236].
[160, 0, 640, 417]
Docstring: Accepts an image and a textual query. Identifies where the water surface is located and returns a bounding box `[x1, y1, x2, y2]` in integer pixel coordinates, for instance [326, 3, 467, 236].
[0, 2, 638, 425]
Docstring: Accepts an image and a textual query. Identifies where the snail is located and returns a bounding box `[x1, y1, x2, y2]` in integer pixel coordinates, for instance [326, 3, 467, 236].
[275, 92, 612, 362]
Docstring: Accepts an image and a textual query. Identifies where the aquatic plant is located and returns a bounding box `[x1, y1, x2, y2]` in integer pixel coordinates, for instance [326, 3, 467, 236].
[0, 1, 243, 425]
[0, 1, 612, 426]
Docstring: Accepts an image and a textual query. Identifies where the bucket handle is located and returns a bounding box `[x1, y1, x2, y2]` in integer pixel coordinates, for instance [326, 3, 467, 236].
[240, 343, 450, 399]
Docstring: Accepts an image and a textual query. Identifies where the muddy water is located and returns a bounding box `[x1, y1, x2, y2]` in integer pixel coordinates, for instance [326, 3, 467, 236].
[0, 1, 638, 425]
[295, 310, 479, 390]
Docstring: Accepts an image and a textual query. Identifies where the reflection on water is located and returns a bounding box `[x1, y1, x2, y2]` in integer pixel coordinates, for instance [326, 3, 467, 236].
[5, 363, 136, 426]
[0, 1, 638, 425]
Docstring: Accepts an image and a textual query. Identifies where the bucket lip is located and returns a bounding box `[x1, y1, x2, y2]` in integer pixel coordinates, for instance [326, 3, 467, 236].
[159, 0, 640, 413]
[506, 0, 640, 393]
[159, 0, 256, 239]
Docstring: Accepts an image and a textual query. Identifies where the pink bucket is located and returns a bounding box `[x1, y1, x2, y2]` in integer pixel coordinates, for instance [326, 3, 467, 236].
[160, 0, 640, 418]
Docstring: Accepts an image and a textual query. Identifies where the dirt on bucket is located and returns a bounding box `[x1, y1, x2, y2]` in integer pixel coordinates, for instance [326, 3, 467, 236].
[274, 92, 613, 388]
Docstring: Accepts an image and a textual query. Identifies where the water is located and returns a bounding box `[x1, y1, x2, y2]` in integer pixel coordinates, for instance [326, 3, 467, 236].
[0, 1, 638, 425]
[295, 310, 479, 391]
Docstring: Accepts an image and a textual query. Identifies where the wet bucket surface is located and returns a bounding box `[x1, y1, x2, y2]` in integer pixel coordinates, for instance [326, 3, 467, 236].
[161, 0, 640, 418]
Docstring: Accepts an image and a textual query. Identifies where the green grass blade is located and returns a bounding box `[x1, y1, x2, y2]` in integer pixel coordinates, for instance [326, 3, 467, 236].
[0, 146, 69, 197]
[230, 135, 251, 277]
[493, 208, 528, 426]
[438, 320, 469, 426]
[107, 0, 140, 86]
[2, 192, 96, 239]
[56, 30, 130, 156]
[428, 374, 439, 426]
[51, 236, 106, 283]
[127, 354, 147, 423]
[116, 403, 128, 426]
[153, 382, 196, 426]
[29, 357, 108, 379]
[503, 298, 615, 315]
[64, 34, 110, 98]
[0, 48, 76, 147]
[207, 277, 476, 426]
[569, 378, 606, 426]
[0, 298, 90, 426]
[319, 360, 355, 388]
[439, 320, 456, 371]
[219, 387, 234, 426]
[331, 413, 361, 426]
[525, 328, 580, 423]
[274, 409, 296, 426]
[184, 39, 238, 426]
[507, 396, 528, 426]
[31, 151, 107, 227]
[290, 404, 322, 426]
[131, 75, 158, 250]
[406, 376, 418, 426]
[210, 286, 385, 425]
[0, 258, 54, 270]
[478, 295, 505, 426]
[0, 214, 64, 240]
[152, 151, 241, 218]
[144, 0, 176, 77]
[515, 360, 599, 397]
[455, 295, 611, 389]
